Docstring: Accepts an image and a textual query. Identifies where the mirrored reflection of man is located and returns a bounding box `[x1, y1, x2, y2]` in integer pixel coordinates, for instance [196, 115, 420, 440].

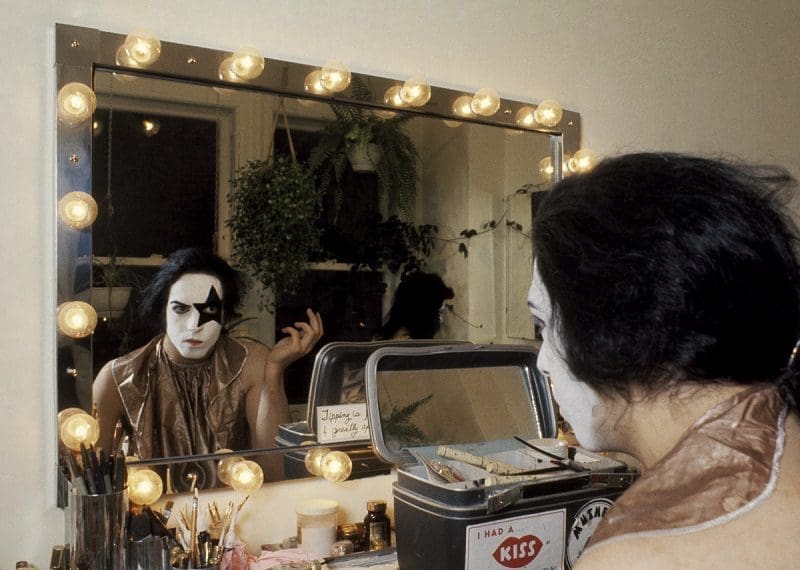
[93, 248, 323, 484]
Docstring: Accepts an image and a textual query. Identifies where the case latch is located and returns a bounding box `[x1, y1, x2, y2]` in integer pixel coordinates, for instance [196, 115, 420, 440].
[486, 484, 524, 514]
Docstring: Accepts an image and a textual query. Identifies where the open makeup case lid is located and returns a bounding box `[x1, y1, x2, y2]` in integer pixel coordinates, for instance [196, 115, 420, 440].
[303, 339, 471, 438]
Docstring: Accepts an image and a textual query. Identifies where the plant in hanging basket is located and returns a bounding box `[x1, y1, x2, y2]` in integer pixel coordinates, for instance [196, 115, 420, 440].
[227, 154, 323, 311]
[307, 78, 419, 220]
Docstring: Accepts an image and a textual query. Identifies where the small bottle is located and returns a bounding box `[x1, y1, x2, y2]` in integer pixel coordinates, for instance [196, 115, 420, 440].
[363, 500, 391, 551]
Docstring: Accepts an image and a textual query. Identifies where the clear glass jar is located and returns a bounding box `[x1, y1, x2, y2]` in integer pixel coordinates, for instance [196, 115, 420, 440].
[296, 499, 339, 559]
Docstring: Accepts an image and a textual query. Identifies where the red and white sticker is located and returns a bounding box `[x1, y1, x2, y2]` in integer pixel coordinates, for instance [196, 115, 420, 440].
[465, 510, 565, 569]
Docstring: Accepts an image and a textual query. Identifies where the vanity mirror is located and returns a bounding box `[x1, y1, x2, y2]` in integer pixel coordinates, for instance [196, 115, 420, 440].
[55, 23, 583, 488]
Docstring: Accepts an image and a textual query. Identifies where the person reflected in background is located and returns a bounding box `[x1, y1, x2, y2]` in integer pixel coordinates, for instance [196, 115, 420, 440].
[93, 248, 323, 484]
[378, 271, 455, 340]
[339, 271, 454, 403]
[529, 153, 800, 568]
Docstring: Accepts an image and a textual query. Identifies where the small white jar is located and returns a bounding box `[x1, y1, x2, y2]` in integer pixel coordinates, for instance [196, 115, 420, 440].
[296, 499, 339, 559]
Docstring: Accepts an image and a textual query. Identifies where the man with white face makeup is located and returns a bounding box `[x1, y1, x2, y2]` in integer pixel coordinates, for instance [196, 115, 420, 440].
[529, 153, 800, 569]
[93, 248, 323, 484]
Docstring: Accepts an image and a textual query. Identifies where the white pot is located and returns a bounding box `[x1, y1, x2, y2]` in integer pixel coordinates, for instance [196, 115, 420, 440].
[347, 143, 382, 172]
[91, 286, 132, 319]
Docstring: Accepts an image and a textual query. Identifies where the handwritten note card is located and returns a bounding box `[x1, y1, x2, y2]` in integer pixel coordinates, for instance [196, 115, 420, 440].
[316, 403, 370, 443]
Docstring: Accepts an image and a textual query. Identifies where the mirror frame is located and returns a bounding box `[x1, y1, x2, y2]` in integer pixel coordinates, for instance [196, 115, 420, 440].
[54, 23, 581, 479]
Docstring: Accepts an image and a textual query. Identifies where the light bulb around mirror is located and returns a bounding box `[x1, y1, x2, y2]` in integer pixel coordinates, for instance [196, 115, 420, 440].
[320, 451, 352, 483]
[216, 450, 245, 486]
[452, 95, 475, 118]
[533, 99, 563, 127]
[59, 412, 99, 451]
[57, 301, 98, 338]
[470, 87, 501, 117]
[231, 46, 265, 80]
[229, 460, 264, 492]
[304, 447, 332, 477]
[400, 76, 431, 107]
[569, 148, 598, 173]
[123, 30, 162, 68]
[515, 106, 536, 128]
[218, 57, 243, 83]
[127, 468, 164, 505]
[383, 85, 407, 108]
[303, 69, 329, 95]
[142, 119, 160, 137]
[58, 191, 98, 230]
[57, 82, 97, 126]
[57, 407, 86, 434]
[320, 61, 351, 93]
[538, 156, 555, 181]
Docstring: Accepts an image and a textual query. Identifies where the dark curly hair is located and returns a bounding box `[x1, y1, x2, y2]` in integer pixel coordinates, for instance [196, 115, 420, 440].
[138, 248, 242, 330]
[533, 152, 800, 411]
[380, 272, 455, 340]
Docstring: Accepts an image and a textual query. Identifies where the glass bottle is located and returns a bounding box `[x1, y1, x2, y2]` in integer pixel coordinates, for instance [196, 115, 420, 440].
[363, 500, 391, 551]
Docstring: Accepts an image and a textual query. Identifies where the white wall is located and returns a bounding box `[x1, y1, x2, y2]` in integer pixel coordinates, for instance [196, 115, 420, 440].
[2, 1, 799, 565]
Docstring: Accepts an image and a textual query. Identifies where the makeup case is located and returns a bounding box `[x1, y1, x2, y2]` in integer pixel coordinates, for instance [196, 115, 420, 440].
[364, 344, 637, 570]
[275, 339, 469, 479]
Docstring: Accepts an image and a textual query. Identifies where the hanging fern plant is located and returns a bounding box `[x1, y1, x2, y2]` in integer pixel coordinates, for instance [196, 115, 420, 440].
[227, 154, 323, 311]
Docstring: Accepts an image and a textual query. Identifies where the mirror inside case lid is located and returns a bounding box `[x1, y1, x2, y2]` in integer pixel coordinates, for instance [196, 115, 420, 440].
[364, 344, 558, 466]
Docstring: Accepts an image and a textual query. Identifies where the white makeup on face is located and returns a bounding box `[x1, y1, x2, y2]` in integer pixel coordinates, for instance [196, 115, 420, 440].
[165, 273, 223, 360]
[528, 263, 611, 451]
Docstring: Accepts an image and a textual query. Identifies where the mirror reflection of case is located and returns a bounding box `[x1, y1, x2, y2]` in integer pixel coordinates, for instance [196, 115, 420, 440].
[276, 339, 471, 480]
[364, 344, 637, 570]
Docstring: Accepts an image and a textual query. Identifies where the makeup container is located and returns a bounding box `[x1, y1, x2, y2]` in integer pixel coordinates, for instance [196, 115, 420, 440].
[296, 499, 339, 559]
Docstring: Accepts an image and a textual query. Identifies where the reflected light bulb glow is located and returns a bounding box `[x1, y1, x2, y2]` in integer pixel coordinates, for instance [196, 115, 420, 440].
[123, 31, 162, 68]
[218, 57, 243, 83]
[57, 407, 85, 433]
[57, 83, 97, 126]
[569, 148, 598, 173]
[443, 119, 463, 128]
[142, 119, 160, 137]
[470, 87, 501, 117]
[216, 451, 245, 486]
[304, 70, 330, 95]
[538, 156, 555, 181]
[374, 109, 398, 119]
[230, 460, 264, 492]
[57, 301, 98, 338]
[320, 61, 351, 93]
[515, 106, 536, 127]
[452, 95, 475, 118]
[533, 99, 563, 127]
[128, 468, 164, 505]
[320, 451, 352, 483]
[58, 191, 98, 230]
[231, 46, 265, 80]
[60, 412, 100, 451]
[400, 76, 431, 107]
[304, 447, 332, 477]
[383, 85, 407, 108]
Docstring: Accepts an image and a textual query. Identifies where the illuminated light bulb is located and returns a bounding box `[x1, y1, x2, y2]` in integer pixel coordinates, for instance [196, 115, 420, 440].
[320, 61, 351, 93]
[230, 46, 265, 80]
[122, 30, 161, 68]
[533, 99, 563, 127]
[304, 70, 330, 95]
[57, 301, 98, 338]
[538, 156, 555, 181]
[229, 460, 264, 492]
[320, 451, 352, 483]
[568, 148, 598, 173]
[58, 191, 98, 230]
[59, 412, 100, 451]
[400, 76, 431, 107]
[442, 119, 463, 128]
[451, 95, 475, 118]
[57, 82, 97, 126]
[142, 118, 160, 137]
[92, 120, 104, 137]
[304, 447, 332, 477]
[515, 106, 536, 128]
[218, 56, 243, 83]
[216, 450, 245, 486]
[383, 85, 407, 108]
[57, 407, 86, 433]
[470, 87, 501, 117]
[127, 468, 164, 505]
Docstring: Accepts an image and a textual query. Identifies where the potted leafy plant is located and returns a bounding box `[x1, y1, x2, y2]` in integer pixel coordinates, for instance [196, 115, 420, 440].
[308, 81, 419, 220]
[227, 154, 324, 311]
[91, 252, 140, 319]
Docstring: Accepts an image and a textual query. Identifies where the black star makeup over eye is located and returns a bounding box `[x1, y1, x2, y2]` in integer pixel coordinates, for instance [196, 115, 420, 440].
[193, 286, 222, 326]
